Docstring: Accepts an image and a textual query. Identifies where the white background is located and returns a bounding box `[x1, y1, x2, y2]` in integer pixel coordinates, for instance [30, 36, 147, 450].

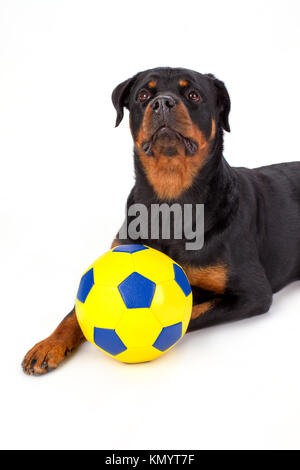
[1, 0, 300, 450]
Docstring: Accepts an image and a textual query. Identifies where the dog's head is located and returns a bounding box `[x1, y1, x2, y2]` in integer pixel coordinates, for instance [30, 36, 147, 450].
[112, 67, 230, 200]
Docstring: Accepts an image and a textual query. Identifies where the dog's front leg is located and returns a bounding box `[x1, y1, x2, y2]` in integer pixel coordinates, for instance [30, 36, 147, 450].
[188, 286, 273, 331]
[186, 262, 273, 331]
[22, 308, 85, 375]
[22, 239, 124, 375]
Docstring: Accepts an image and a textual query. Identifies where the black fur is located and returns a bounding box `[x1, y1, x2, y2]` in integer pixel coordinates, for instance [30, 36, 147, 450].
[112, 67, 300, 331]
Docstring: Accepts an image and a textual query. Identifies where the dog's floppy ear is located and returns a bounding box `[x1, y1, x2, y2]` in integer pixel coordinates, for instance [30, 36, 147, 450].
[206, 74, 231, 132]
[112, 75, 138, 127]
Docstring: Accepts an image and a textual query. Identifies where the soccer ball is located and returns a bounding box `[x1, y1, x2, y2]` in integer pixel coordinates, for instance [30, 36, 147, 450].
[75, 244, 193, 363]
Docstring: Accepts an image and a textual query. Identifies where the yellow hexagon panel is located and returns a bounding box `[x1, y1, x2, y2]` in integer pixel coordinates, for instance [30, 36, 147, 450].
[92, 251, 135, 286]
[75, 285, 126, 343]
[151, 280, 188, 327]
[116, 346, 163, 363]
[116, 308, 162, 348]
[132, 247, 174, 283]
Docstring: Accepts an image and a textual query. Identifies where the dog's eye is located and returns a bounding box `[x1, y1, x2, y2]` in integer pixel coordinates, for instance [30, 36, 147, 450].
[187, 90, 202, 103]
[138, 90, 151, 103]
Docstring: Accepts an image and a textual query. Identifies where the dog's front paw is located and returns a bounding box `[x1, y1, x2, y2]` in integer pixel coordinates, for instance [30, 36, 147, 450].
[22, 338, 70, 376]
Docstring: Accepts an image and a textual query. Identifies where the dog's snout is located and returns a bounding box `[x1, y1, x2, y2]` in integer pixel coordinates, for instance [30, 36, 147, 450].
[151, 95, 176, 114]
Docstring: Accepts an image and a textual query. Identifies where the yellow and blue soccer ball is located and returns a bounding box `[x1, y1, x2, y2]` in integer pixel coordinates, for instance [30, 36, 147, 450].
[75, 244, 192, 363]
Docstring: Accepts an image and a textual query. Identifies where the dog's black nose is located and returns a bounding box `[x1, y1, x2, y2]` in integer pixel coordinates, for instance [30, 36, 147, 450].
[151, 95, 176, 114]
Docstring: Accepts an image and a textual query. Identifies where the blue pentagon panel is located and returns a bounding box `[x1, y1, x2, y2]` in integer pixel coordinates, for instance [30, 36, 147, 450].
[113, 244, 148, 254]
[77, 268, 94, 303]
[173, 264, 192, 297]
[153, 322, 183, 351]
[118, 272, 156, 308]
[94, 327, 127, 356]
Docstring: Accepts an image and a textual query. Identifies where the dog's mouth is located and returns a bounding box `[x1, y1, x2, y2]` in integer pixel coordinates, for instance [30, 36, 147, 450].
[141, 126, 198, 157]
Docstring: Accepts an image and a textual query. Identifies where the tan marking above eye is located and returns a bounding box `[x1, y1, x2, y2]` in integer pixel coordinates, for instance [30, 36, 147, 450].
[179, 79, 188, 87]
[148, 80, 157, 88]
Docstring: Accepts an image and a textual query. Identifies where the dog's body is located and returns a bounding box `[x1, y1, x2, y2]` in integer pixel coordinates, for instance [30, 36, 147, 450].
[122, 160, 300, 330]
[23, 67, 300, 375]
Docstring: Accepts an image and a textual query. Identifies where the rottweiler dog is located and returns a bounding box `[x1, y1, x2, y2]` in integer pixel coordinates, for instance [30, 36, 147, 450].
[22, 67, 300, 375]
